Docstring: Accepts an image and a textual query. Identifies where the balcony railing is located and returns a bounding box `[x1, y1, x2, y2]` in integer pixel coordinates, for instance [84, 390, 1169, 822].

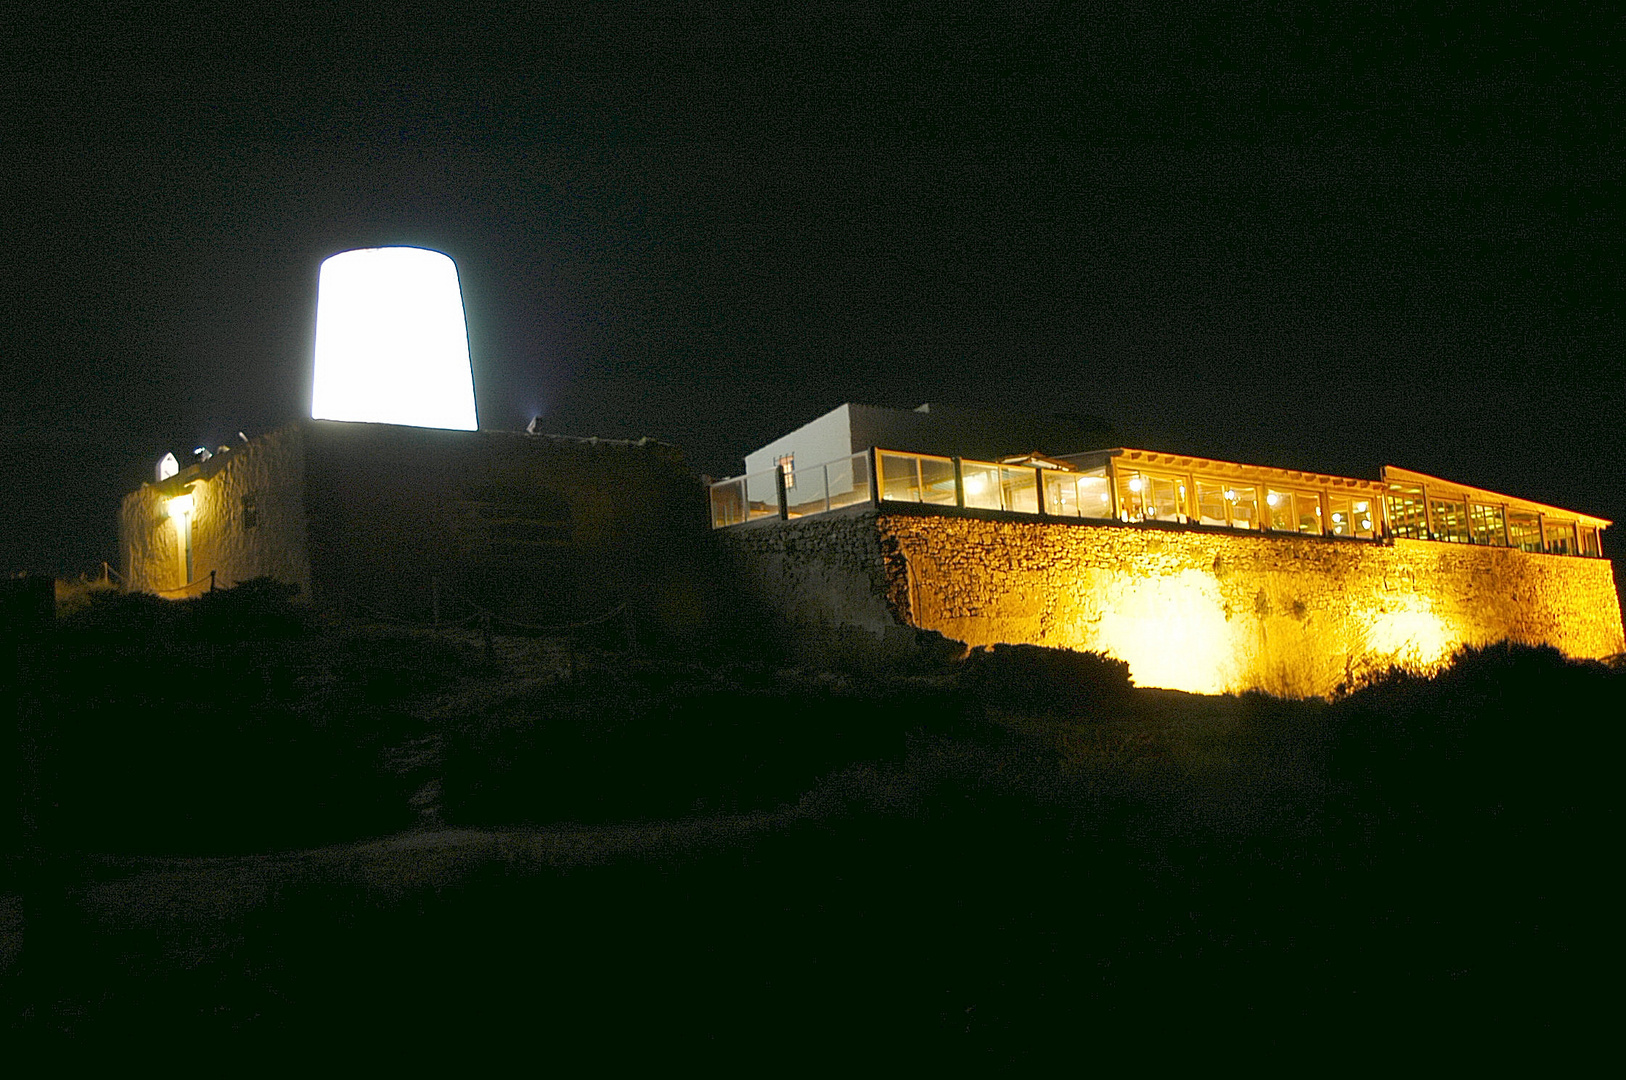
[709, 448, 1114, 528]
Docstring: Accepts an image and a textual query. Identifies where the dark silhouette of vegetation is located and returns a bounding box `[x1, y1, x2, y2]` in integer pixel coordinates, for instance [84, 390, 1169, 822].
[441, 668, 979, 823]
[961, 642, 1133, 715]
[16, 580, 430, 853]
[4, 590, 1619, 1056]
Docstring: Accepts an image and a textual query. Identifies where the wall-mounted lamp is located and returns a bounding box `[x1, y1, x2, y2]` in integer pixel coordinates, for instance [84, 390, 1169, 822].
[167, 493, 195, 520]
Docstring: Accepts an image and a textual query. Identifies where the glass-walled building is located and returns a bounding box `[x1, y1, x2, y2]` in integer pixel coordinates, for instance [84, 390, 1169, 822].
[1380, 466, 1607, 557]
[710, 411, 1611, 560]
[1059, 448, 1386, 540]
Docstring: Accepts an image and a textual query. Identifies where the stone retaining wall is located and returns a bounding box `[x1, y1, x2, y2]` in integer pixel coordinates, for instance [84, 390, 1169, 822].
[724, 508, 1625, 695]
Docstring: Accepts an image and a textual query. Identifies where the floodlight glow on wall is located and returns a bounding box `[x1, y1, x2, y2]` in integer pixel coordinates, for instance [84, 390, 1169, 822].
[167, 490, 195, 586]
[310, 247, 478, 430]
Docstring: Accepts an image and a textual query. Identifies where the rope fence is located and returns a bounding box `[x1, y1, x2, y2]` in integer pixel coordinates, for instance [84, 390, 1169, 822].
[340, 580, 632, 640]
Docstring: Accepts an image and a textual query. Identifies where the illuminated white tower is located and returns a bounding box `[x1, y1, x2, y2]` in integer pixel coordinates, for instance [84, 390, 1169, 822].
[310, 246, 479, 430]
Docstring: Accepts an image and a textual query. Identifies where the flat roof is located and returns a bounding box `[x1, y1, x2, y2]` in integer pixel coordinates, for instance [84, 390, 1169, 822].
[1064, 447, 1387, 493]
[1057, 448, 1608, 527]
[1382, 466, 1611, 528]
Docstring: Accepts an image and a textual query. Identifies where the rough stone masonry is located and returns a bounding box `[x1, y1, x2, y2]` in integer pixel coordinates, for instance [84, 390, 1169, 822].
[725, 508, 1625, 696]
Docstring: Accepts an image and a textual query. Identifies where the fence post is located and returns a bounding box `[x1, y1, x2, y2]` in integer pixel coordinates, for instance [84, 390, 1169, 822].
[952, 458, 964, 507]
[774, 464, 789, 520]
[209, 569, 216, 593]
[1034, 467, 1046, 515]
[867, 448, 880, 506]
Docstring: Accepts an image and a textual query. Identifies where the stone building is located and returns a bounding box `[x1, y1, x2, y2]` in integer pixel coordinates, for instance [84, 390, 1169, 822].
[120, 419, 719, 635]
[710, 404, 1624, 696]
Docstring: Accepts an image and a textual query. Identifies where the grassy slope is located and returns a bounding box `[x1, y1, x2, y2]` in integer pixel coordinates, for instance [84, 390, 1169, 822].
[3, 587, 1620, 1060]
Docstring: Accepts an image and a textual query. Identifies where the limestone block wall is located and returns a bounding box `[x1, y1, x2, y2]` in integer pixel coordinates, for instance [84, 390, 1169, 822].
[119, 426, 312, 597]
[718, 511, 928, 665]
[877, 512, 1625, 696]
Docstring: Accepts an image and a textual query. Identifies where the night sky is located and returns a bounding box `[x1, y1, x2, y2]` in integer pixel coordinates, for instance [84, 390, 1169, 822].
[6, 6, 1621, 578]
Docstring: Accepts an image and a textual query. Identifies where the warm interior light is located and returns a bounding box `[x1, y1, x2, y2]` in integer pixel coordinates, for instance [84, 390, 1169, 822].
[964, 474, 986, 496]
[1266, 493, 1280, 507]
[167, 493, 194, 520]
[310, 247, 478, 430]
[1127, 477, 1144, 493]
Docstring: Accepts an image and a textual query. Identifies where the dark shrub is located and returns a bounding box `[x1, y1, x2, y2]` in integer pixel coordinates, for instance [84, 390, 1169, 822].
[442, 674, 976, 824]
[15, 581, 444, 853]
[960, 644, 1132, 717]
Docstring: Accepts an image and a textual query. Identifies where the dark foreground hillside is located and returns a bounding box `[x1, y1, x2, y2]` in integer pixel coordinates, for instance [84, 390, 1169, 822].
[2, 584, 1620, 1061]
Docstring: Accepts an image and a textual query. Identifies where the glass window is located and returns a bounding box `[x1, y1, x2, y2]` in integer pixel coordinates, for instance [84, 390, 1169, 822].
[1001, 467, 1039, 514]
[1227, 485, 1259, 529]
[1507, 510, 1542, 552]
[1118, 471, 1150, 522]
[827, 452, 872, 511]
[1327, 495, 1353, 536]
[1386, 483, 1428, 539]
[1544, 521, 1577, 556]
[1295, 491, 1323, 535]
[710, 477, 747, 528]
[1470, 503, 1507, 547]
[1076, 470, 1113, 518]
[1266, 489, 1295, 532]
[961, 461, 1002, 510]
[786, 463, 830, 518]
[1042, 471, 1077, 517]
[1327, 494, 1376, 538]
[1580, 527, 1601, 557]
[1149, 476, 1181, 522]
[1429, 498, 1469, 543]
[1350, 498, 1376, 538]
[880, 452, 922, 502]
[1197, 481, 1229, 526]
[919, 456, 957, 506]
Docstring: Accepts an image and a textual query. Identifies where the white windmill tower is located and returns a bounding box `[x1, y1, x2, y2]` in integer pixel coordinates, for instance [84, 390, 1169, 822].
[309, 246, 479, 430]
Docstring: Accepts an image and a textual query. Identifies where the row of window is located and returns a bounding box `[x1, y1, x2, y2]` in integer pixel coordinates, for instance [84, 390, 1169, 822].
[713, 449, 1606, 559]
[1384, 482, 1601, 555]
[1114, 468, 1379, 539]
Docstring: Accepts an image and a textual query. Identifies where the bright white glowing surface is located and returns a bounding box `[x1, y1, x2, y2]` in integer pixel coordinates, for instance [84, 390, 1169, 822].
[167, 493, 194, 519]
[310, 247, 478, 430]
